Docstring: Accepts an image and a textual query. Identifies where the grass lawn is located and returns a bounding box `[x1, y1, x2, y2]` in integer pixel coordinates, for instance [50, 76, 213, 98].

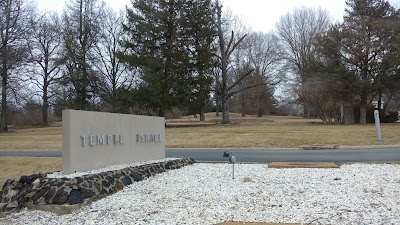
[0, 113, 399, 150]
[0, 126, 62, 150]
[166, 113, 400, 148]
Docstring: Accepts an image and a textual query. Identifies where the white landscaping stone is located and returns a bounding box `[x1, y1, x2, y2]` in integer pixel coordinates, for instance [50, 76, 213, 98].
[1, 163, 399, 225]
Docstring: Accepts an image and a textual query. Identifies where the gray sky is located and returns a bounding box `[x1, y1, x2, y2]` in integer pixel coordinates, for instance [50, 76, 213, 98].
[36, 0, 399, 32]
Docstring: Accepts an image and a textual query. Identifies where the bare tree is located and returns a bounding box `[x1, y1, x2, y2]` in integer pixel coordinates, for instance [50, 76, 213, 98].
[215, 1, 257, 124]
[61, 0, 104, 110]
[94, 7, 132, 113]
[246, 33, 283, 84]
[275, 7, 331, 117]
[26, 12, 63, 126]
[300, 78, 341, 124]
[230, 26, 251, 118]
[242, 32, 284, 117]
[231, 72, 277, 117]
[212, 8, 236, 117]
[0, 0, 32, 131]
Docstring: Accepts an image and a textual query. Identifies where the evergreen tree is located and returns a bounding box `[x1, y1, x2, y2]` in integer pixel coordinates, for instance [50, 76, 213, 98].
[339, 0, 398, 123]
[120, 0, 217, 117]
[179, 0, 216, 121]
[315, 0, 400, 124]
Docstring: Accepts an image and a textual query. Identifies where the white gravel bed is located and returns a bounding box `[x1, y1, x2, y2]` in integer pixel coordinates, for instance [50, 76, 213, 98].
[46, 158, 178, 179]
[1, 163, 400, 224]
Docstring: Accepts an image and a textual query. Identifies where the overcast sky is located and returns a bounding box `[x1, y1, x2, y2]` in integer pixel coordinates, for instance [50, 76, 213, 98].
[36, 0, 400, 32]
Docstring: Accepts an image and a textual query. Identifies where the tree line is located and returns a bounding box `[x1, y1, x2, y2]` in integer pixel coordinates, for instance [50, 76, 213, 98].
[276, 0, 400, 124]
[0, 0, 399, 131]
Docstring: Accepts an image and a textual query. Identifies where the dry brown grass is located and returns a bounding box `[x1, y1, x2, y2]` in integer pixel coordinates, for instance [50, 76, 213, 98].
[0, 157, 61, 186]
[0, 126, 62, 150]
[0, 113, 399, 150]
[166, 113, 400, 148]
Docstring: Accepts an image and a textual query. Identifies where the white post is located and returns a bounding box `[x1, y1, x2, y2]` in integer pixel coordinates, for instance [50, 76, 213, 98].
[374, 110, 382, 141]
[230, 156, 236, 179]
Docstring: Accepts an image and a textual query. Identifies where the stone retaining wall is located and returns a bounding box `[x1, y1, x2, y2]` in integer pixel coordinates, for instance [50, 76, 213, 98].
[0, 158, 195, 214]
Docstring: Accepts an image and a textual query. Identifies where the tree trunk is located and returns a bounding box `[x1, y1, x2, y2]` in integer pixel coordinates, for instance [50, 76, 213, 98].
[1, 71, 8, 132]
[200, 109, 205, 122]
[319, 110, 328, 125]
[257, 110, 263, 118]
[303, 103, 308, 118]
[340, 100, 344, 124]
[257, 106, 263, 118]
[158, 108, 165, 118]
[217, 2, 229, 124]
[359, 88, 367, 124]
[42, 86, 49, 127]
[215, 95, 221, 116]
[215, 95, 220, 116]
[359, 105, 367, 124]
[221, 96, 229, 124]
[112, 79, 117, 113]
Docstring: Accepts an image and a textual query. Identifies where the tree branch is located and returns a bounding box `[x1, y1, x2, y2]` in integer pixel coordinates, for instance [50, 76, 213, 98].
[227, 82, 265, 98]
[227, 69, 254, 92]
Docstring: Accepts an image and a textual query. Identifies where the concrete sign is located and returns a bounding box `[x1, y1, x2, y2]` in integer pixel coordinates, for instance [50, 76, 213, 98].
[62, 110, 165, 174]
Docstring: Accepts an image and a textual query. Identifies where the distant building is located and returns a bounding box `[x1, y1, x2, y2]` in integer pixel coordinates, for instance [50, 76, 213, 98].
[340, 100, 354, 124]
[371, 100, 384, 110]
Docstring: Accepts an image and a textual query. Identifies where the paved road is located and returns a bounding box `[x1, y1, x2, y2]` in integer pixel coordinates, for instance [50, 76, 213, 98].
[167, 148, 400, 165]
[1, 148, 399, 165]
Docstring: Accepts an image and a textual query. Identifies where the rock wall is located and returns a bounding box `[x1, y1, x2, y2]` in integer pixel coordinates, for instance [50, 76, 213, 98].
[0, 158, 195, 214]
